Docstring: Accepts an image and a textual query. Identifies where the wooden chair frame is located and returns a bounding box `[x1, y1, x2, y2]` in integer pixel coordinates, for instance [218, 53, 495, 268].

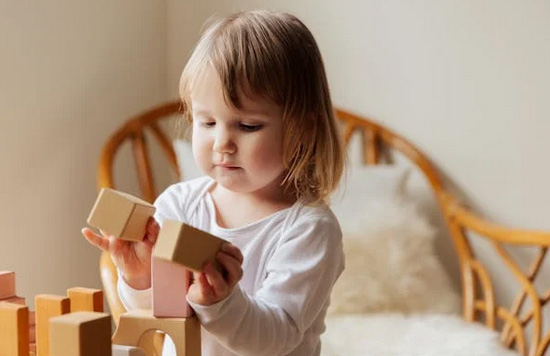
[97, 100, 550, 356]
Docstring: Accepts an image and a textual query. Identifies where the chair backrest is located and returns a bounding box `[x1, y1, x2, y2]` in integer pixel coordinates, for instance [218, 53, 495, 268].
[98, 101, 550, 356]
[97, 101, 184, 203]
[337, 108, 550, 356]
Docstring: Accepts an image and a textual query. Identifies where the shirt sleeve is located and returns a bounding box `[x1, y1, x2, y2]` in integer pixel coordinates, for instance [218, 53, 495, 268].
[153, 182, 190, 225]
[187, 215, 345, 356]
[117, 269, 152, 310]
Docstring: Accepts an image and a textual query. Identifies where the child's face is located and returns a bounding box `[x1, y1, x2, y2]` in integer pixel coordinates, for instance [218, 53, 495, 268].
[190, 67, 286, 198]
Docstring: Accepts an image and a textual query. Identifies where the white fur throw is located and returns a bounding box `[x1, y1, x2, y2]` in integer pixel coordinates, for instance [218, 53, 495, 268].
[328, 197, 460, 315]
[321, 313, 519, 356]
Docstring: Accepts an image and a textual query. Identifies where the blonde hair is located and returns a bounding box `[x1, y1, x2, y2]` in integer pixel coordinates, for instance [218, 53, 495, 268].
[180, 10, 343, 205]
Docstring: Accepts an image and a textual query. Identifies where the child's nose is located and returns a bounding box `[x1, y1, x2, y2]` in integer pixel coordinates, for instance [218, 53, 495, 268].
[212, 128, 236, 154]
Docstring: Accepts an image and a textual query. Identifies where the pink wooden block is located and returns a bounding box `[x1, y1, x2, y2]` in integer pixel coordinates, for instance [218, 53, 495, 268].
[152, 257, 193, 318]
[2, 295, 26, 305]
[0, 271, 16, 299]
[29, 323, 36, 343]
[29, 311, 35, 325]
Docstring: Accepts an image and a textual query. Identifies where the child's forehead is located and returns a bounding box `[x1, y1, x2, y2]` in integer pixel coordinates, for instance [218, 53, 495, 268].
[189, 67, 283, 118]
[191, 95, 282, 119]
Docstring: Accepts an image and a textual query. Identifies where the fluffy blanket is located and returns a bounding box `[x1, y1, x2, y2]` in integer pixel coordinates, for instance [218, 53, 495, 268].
[321, 313, 519, 356]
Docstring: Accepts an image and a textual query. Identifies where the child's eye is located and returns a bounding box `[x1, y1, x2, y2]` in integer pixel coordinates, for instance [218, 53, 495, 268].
[202, 121, 215, 127]
[239, 123, 263, 132]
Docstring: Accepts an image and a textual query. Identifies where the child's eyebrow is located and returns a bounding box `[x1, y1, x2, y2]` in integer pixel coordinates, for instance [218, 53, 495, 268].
[192, 108, 212, 117]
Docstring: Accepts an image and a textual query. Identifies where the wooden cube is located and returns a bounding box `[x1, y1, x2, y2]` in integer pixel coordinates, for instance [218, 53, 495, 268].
[153, 220, 226, 272]
[67, 287, 104, 312]
[49, 312, 111, 356]
[0, 271, 16, 299]
[87, 188, 156, 241]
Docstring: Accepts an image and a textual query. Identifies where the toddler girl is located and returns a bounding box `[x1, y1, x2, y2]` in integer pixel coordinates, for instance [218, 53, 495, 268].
[83, 9, 344, 356]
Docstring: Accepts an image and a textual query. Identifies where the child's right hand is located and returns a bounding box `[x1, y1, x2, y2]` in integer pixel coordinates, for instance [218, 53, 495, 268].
[81, 217, 159, 290]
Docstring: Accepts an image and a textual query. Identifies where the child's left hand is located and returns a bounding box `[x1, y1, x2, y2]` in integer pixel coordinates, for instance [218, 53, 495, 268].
[188, 243, 244, 306]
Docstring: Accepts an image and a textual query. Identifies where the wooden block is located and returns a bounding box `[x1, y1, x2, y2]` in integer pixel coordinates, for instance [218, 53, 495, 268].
[30, 343, 36, 355]
[30, 323, 36, 343]
[0, 302, 29, 356]
[35, 295, 70, 356]
[1, 295, 26, 305]
[67, 287, 104, 312]
[152, 257, 193, 318]
[87, 188, 156, 241]
[112, 345, 146, 356]
[0, 271, 16, 299]
[153, 220, 226, 272]
[29, 310, 36, 344]
[49, 312, 111, 356]
[112, 309, 201, 356]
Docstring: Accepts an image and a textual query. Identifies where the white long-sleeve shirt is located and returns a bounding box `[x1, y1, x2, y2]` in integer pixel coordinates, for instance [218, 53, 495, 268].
[118, 176, 344, 356]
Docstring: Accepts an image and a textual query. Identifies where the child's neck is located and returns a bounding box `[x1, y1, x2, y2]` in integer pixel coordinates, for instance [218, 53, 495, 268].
[209, 183, 296, 229]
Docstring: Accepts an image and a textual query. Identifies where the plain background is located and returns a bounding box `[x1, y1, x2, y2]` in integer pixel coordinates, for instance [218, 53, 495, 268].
[1, 0, 549, 325]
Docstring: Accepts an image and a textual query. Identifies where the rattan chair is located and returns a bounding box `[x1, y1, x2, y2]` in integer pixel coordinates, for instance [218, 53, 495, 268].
[97, 100, 550, 356]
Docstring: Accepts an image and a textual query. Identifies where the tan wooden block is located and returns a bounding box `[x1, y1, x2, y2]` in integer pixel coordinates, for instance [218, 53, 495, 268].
[153, 220, 226, 272]
[87, 188, 156, 241]
[112, 309, 201, 356]
[0, 270, 16, 299]
[0, 302, 29, 356]
[49, 312, 111, 356]
[1, 295, 26, 305]
[30, 343, 36, 355]
[35, 295, 70, 356]
[67, 287, 104, 312]
[112, 345, 146, 356]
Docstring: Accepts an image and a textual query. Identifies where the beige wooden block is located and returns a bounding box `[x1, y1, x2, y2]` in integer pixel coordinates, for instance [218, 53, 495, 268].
[87, 188, 156, 241]
[49, 312, 111, 356]
[153, 220, 226, 272]
[0, 270, 16, 299]
[35, 295, 70, 356]
[67, 287, 104, 312]
[112, 309, 201, 356]
[112, 345, 146, 356]
[0, 302, 29, 356]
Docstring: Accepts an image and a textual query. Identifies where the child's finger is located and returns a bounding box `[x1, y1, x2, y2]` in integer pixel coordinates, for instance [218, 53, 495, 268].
[81, 228, 110, 252]
[197, 271, 215, 300]
[204, 262, 227, 296]
[145, 218, 160, 244]
[108, 235, 128, 256]
[217, 251, 243, 287]
[221, 243, 243, 264]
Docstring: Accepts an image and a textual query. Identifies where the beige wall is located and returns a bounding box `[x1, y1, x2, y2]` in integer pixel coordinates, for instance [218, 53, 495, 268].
[0, 0, 168, 308]
[166, 0, 550, 311]
[2, 0, 548, 316]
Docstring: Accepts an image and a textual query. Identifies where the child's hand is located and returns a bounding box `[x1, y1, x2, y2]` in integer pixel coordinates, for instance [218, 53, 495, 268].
[188, 243, 244, 306]
[81, 217, 159, 290]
